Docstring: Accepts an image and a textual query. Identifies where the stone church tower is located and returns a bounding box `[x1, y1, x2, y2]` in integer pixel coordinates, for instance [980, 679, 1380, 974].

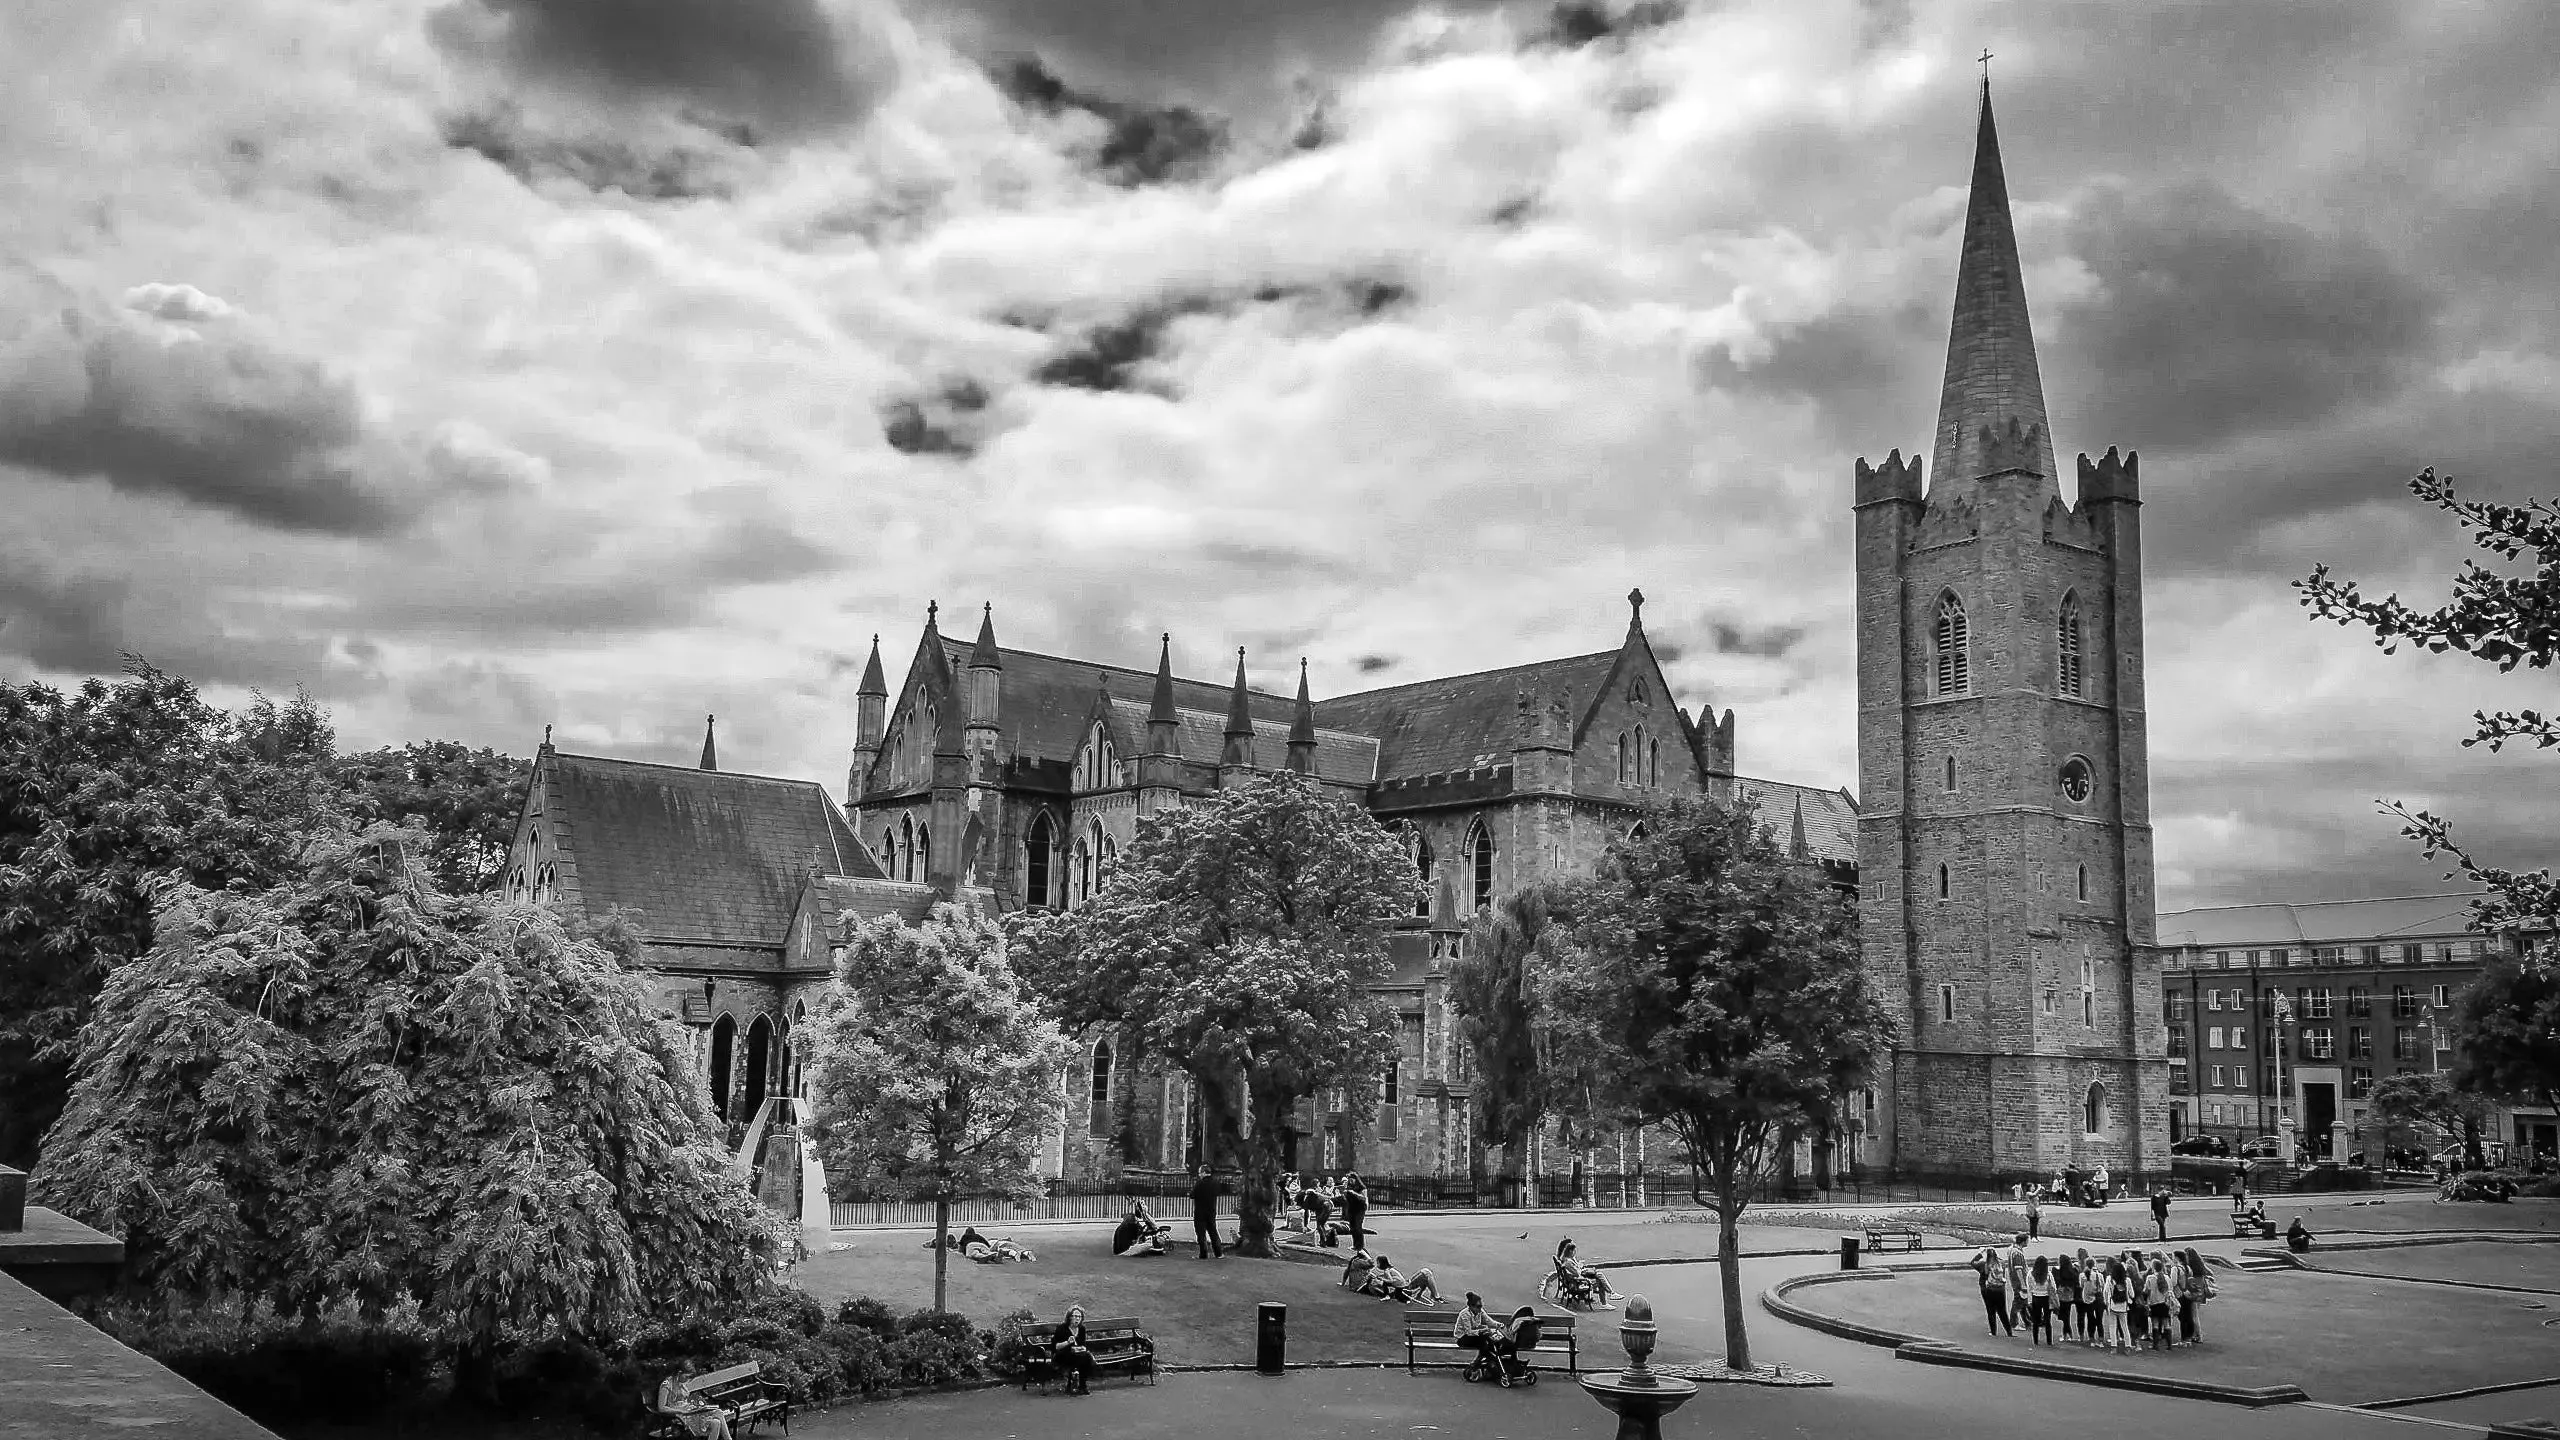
[1853, 83, 2167, 1183]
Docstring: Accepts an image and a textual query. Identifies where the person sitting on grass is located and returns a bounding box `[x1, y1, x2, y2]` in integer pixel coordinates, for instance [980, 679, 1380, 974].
[1113, 1205, 1166, 1257]
[654, 1372, 734, 1440]
[1367, 1254, 1444, 1304]
[1343, 1247, 1377, 1292]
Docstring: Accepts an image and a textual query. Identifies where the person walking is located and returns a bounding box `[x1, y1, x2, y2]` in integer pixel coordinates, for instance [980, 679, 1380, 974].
[1341, 1173, 1371, 1253]
[1188, 1164, 1225, 1259]
[2026, 1190, 2042, 1240]
[2150, 1187, 2172, 1243]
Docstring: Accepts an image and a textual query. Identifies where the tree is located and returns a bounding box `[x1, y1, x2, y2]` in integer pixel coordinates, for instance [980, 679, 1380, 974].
[0, 662, 344, 1169]
[1549, 795, 1887, 1371]
[1450, 882, 1605, 1201]
[2368, 1069, 2489, 1171]
[1012, 774, 1407, 1257]
[333, 741, 531, 894]
[806, 902, 1070, 1313]
[2451, 958, 2560, 1136]
[2298, 471, 2560, 949]
[30, 828, 777, 1393]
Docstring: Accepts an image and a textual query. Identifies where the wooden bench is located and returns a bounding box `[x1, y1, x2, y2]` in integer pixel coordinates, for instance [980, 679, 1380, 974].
[1862, 1226, 1925, 1252]
[1000, 1316, 1158, 1392]
[643, 1361, 788, 1438]
[2231, 1214, 2275, 1239]
[1402, 1309, 1578, 1375]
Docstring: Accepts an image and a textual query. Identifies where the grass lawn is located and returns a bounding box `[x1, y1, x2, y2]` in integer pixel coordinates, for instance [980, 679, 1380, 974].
[1789, 1262, 2560, 1403]
[2301, 1237, 2560, 1291]
[789, 1222, 1554, 1368]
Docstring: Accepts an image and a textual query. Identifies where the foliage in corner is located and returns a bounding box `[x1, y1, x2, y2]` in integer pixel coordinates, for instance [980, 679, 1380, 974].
[332, 740, 531, 894]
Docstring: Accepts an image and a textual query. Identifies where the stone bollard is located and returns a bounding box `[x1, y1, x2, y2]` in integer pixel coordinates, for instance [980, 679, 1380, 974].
[1576, 1296, 1699, 1440]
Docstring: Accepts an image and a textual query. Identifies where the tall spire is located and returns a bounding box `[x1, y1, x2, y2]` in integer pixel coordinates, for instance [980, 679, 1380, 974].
[1931, 78, 2056, 492]
[1147, 633, 1180, 727]
[1287, 658, 1317, 774]
[699, 713, 718, 771]
[856, 634, 887, 697]
[970, 602, 1002, 671]
[1224, 648, 1254, 740]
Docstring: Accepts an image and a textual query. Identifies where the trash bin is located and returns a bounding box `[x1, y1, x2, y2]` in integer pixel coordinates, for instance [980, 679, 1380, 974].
[1840, 1236, 1860, 1271]
[1256, 1301, 1286, 1375]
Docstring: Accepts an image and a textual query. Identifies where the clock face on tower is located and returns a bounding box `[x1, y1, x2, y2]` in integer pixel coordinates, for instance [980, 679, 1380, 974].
[2059, 756, 2094, 804]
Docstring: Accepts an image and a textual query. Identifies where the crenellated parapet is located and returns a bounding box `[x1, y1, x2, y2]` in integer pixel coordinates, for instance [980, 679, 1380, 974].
[2076, 446, 2141, 506]
[1975, 417, 2048, 482]
[1854, 448, 1924, 509]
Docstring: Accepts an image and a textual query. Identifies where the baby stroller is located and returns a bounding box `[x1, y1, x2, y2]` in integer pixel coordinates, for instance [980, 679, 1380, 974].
[1473, 1309, 1545, 1388]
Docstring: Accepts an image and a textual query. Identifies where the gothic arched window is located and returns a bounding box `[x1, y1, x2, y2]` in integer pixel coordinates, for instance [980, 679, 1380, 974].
[1089, 1038, 1113, 1138]
[881, 827, 898, 879]
[708, 1013, 735, 1120]
[1465, 819, 1495, 910]
[916, 824, 931, 881]
[1026, 812, 1056, 907]
[1649, 739, 1660, 786]
[1633, 725, 1648, 785]
[2057, 591, 2084, 698]
[1071, 838, 1091, 908]
[1616, 733, 1629, 782]
[2084, 1082, 2106, 1135]
[1413, 830, 1435, 916]
[1934, 593, 1971, 696]
[899, 816, 916, 882]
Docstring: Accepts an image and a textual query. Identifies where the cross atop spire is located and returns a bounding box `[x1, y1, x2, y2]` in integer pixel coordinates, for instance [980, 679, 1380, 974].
[857, 634, 887, 697]
[699, 713, 718, 771]
[1224, 648, 1255, 739]
[1931, 77, 2056, 494]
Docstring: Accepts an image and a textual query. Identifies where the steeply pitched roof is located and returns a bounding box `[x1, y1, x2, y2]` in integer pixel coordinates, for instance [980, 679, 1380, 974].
[2155, 893, 2486, 950]
[1100, 698, 1378, 784]
[926, 637, 1305, 764]
[1733, 777, 1858, 865]
[549, 752, 881, 945]
[1932, 80, 2057, 492]
[1312, 651, 1621, 781]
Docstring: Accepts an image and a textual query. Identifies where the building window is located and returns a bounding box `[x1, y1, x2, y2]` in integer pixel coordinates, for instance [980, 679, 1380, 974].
[2209, 1065, 2227, 1089]
[2398, 944, 2422, 964]
[1466, 820, 1495, 910]
[2394, 1028, 2420, 1061]
[2165, 994, 2189, 1023]
[2211, 950, 2229, 968]
[2431, 984, 2451, 1008]
[2348, 1026, 2372, 1059]
[1072, 838, 1091, 907]
[2206, 990, 2222, 1012]
[1089, 1039, 1113, 1138]
[2083, 990, 2095, 1026]
[2359, 945, 2381, 964]
[2084, 1082, 2106, 1135]
[2392, 985, 2416, 1018]
[898, 816, 916, 882]
[2305, 987, 2332, 1020]
[2076, 864, 2089, 902]
[1944, 755, 1958, 791]
[1025, 813, 1056, 907]
[2167, 1029, 2189, 1057]
[1413, 829, 1435, 917]
[1934, 593, 1971, 696]
[2208, 1027, 2224, 1050]
[1940, 984, 1955, 1022]
[2303, 1026, 2335, 1061]
[1649, 738, 1660, 786]
[1937, 862, 1951, 900]
[916, 824, 931, 881]
[2226, 987, 2244, 1010]
[2231, 1026, 2248, 1050]
[1383, 1057, 1399, 1107]
[1633, 725, 1648, 786]
[2043, 987, 2058, 1015]
[2349, 1066, 2374, 1099]
[2346, 986, 2370, 1017]
[2056, 591, 2084, 698]
[1617, 733, 1629, 782]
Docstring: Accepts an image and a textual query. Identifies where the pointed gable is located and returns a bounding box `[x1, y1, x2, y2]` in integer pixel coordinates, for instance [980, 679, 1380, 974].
[1313, 651, 1620, 781]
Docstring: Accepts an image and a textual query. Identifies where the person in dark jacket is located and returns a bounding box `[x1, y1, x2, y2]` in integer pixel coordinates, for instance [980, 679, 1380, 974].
[1340, 1172, 1370, 1252]
[1051, 1305, 1096, 1395]
[2149, 1188, 2172, 1242]
[1298, 1182, 1337, 1246]
[1189, 1164, 1225, 1259]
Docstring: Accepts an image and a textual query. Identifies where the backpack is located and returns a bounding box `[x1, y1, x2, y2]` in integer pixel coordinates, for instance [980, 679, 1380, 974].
[2107, 1279, 2129, 1307]
[2200, 1272, 2219, 1300]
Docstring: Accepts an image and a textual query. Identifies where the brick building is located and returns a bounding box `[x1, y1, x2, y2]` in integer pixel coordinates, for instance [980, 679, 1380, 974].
[2153, 893, 2558, 1163]
[1852, 81, 2168, 1183]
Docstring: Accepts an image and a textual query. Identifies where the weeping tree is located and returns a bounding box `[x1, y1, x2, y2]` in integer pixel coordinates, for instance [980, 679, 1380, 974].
[1450, 882, 1610, 1202]
[31, 828, 778, 1396]
[1548, 796, 1887, 1371]
[807, 902, 1070, 1313]
[1013, 774, 1407, 1257]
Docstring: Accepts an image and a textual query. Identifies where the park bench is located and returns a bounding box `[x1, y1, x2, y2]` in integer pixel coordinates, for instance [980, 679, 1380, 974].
[1862, 1225, 1925, 1252]
[643, 1361, 788, 1438]
[1403, 1309, 1578, 1375]
[1000, 1315, 1158, 1392]
[2231, 1213, 2275, 1239]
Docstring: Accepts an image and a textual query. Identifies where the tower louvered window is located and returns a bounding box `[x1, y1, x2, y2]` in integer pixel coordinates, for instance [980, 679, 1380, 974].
[2057, 591, 2084, 697]
[1934, 594, 1970, 695]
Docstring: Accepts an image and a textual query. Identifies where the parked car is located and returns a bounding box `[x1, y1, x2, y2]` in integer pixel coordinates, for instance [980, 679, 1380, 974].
[2171, 1136, 2231, 1157]
[2238, 1136, 2283, 1160]
[2345, 1146, 2429, 1170]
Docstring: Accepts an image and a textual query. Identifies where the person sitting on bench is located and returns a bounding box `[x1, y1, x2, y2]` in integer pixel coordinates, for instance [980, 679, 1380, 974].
[654, 1372, 734, 1440]
[1453, 1293, 1499, 1370]
[1555, 1238, 1615, 1306]
[1050, 1305, 1097, 1396]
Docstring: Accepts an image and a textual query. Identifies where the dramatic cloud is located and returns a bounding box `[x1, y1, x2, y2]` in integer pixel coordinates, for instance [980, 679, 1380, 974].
[6, 0, 2560, 910]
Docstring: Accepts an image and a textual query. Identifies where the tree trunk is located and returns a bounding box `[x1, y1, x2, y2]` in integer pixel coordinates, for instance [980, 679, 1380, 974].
[1716, 1199, 1752, 1372]
[453, 1335, 502, 1409]
[1231, 1089, 1297, 1257]
[932, 1196, 951, 1313]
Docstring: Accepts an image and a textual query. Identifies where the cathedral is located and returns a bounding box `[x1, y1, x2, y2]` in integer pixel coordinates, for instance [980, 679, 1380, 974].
[497, 81, 2160, 1192]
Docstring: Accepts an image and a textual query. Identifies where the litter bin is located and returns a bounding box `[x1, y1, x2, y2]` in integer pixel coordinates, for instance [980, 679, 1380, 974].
[1840, 1236, 1860, 1271]
[1256, 1301, 1286, 1375]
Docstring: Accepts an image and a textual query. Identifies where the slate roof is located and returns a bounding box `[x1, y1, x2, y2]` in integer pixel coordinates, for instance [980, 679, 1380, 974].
[928, 639, 1304, 764]
[1100, 698, 1379, 784]
[812, 875, 951, 932]
[1312, 651, 1623, 782]
[1733, 777, 1859, 865]
[2155, 893, 2487, 950]
[548, 752, 881, 946]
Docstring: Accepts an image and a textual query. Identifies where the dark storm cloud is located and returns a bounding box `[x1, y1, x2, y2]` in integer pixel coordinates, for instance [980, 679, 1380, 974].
[429, 0, 895, 137]
[1709, 622, 1804, 659]
[441, 103, 751, 200]
[994, 57, 1230, 187]
[0, 273, 418, 535]
[1532, 0, 1684, 50]
[1033, 303, 1214, 395]
[2048, 181, 2440, 454]
[881, 378, 991, 459]
[1355, 654, 1397, 674]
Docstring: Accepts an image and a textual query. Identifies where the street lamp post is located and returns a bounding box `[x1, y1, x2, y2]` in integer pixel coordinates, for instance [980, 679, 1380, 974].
[2272, 992, 2296, 1167]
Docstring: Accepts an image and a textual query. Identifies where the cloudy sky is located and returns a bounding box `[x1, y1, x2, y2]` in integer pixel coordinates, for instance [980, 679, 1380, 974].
[3, 0, 2555, 913]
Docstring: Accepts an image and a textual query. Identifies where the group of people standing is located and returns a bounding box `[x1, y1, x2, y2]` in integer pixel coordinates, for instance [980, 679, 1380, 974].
[1283, 1170, 1371, 1250]
[1970, 1235, 2217, 1353]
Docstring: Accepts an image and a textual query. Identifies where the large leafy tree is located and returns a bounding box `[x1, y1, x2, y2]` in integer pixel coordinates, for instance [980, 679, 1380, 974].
[1450, 882, 1604, 1200]
[1551, 795, 1886, 1371]
[30, 828, 777, 1393]
[2367, 1069, 2490, 1171]
[0, 663, 342, 1168]
[2451, 959, 2560, 1129]
[807, 902, 1070, 1312]
[1012, 774, 1407, 1257]
[333, 741, 531, 894]
[2298, 471, 2560, 949]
